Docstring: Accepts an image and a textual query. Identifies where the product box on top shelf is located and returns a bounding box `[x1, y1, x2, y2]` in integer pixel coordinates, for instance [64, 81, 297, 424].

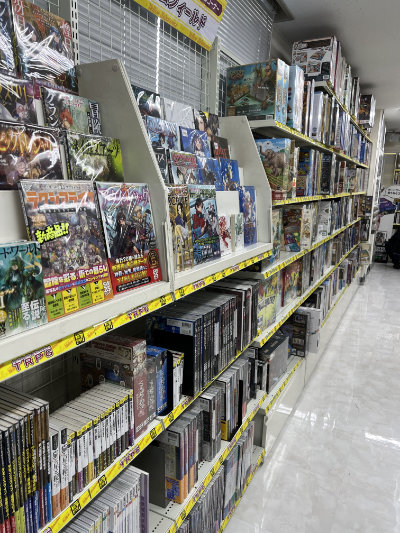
[351, 77, 361, 118]
[358, 95, 376, 128]
[281, 62, 290, 125]
[226, 59, 287, 122]
[287, 66, 305, 132]
[302, 80, 312, 136]
[254, 137, 291, 200]
[259, 331, 289, 393]
[292, 36, 338, 86]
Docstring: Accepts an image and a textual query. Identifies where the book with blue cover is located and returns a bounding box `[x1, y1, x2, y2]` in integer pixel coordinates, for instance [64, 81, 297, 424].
[239, 186, 257, 245]
[145, 116, 180, 150]
[179, 127, 211, 158]
[217, 159, 241, 191]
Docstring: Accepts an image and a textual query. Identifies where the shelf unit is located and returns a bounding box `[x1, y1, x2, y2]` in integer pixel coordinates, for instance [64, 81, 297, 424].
[272, 191, 366, 206]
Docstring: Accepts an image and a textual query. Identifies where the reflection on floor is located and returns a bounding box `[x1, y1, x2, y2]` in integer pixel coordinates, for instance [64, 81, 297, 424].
[226, 263, 400, 533]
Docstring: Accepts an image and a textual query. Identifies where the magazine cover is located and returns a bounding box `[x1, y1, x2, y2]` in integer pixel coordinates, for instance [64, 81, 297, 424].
[168, 185, 193, 272]
[41, 86, 101, 134]
[10, 0, 77, 92]
[0, 73, 37, 123]
[66, 132, 124, 182]
[153, 147, 170, 184]
[239, 186, 257, 245]
[0, 121, 63, 190]
[217, 159, 241, 191]
[180, 127, 211, 158]
[196, 157, 220, 185]
[96, 182, 161, 294]
[19, 180, 113, 320]
[145, 116, 179, 150]
[211, 135, 230, 160]
[0, 241, 47, 338]
[188, 184, 221, 264]
[218, 214, 232, 256]
[163, 97, 194, 128]
[193, 110, 220, 139]
[132, 84, 163, 119]
[0, 0, 16, 75]
[169, 150, 199, 184]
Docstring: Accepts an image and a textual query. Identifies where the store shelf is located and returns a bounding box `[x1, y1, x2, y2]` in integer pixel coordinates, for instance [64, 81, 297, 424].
[272, 191, 366, 206]
[249, 118, 369, 169]
[263, 357, 303, 414]
[254, 240, 360, 348]
[314, 81, 372, 142]
[149, 389, 268, 533]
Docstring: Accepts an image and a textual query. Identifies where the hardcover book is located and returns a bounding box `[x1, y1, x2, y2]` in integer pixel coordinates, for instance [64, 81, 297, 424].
[0, 74, 37, 123]
[41, 86, 101, 134]
[169, 150, 199, 185]
[96, 182, 161, 294]
[19, 180, 113, 320]
[180, 127, 211, 158]
[168, 185, 193, 272]
[0, 241, 47, 338]
[65, 132, 124, 182]
[188, 184, 221, 264]
[145, 116, 179, 150]
[10, 0, 77, 92]
[0, 121, 63, 190]
[239, 186, 257, 245]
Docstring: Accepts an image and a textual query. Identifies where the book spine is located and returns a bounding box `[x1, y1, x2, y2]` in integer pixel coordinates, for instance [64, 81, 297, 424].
[2, 429, 16, 533]
[0, 432, 10, 533]
[58, 429, 68, 512]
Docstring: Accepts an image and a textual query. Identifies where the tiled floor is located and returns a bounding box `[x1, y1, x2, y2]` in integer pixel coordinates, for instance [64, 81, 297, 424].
[226, 263, 400, 533]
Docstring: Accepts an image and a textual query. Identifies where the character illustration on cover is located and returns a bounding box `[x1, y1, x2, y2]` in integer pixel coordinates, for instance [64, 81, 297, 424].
[191, 132, 208, 157]
[192, 197, 211, 240]
[109, 203, 155, 259]
[253, 63, 275, 108]
[173, 201, 190, 252]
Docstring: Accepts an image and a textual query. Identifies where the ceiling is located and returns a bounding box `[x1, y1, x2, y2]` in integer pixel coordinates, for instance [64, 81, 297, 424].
[274, 0, 400, 131]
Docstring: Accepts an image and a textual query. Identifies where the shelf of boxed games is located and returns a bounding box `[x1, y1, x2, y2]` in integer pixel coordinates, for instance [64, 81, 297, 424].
[254, 240, 361, 349]
[272, 190, 367, 206]
[314, 81, 372, 142]
[259, 217, 362, 284]
[248, 119, 369, 169]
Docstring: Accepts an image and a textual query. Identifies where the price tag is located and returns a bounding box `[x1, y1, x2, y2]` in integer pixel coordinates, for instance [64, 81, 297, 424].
[74, 331, 85, 346]
[70, 500, 81, 516]
[98, 475, 107, 489]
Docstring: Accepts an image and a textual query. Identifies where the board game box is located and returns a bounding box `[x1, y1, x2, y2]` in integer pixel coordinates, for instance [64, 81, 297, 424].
[0, 73, 37, 123]
[0, 120, 63, 190]
[132, 84, 162, 119]
[226, 59, 286, 121]
[0, 0, 16, 75]
[287, 65, 304, 131]
[239, 185, 257, 246]
[10, 0, 77, 92]
[292, 36, 338, 86]
[255, 138, 291, 200]
[96, 182, 161, 294]
[0, 240, 47, 338]
[162, 97, 194, 128]
[180, 127, 211, 158]
[193, 110, 219, 140]
[145, 116, 179, 151]
[196, 157, 220, 185]
[41, 86, 101, 134]
[188, 184, 221, 265]
[217, 158, 241, 191]
[168, 185, 193, 272]
[211, 135, 230, 160]
[65, 132, 124, 182]
[169, 150, 199, 184]
[19, 180, 113, 320]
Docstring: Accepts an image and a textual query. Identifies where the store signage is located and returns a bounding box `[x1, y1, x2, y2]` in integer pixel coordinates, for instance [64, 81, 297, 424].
[134, 0, 227, 51]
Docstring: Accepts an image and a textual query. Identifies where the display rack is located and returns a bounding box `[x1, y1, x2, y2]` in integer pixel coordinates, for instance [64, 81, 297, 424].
[272, 191, 366, 206]
[248, 119, 369, 169]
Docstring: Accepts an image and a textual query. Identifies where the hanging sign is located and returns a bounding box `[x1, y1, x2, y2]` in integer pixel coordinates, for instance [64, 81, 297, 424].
[134, 0, 227, 51]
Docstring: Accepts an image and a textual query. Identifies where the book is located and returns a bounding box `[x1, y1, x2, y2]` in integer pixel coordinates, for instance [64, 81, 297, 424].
[153, 146, 169, 184]
[168, 151, 199, 185]
[0, 0, 16, 75]
[131, 84, 162, 119]
[163, 97, 194, 128]
[217, 158, 241, 191]
[19, 180, 113, 320]
[179, 127, 211, 158]
[231, 212, 244, 252]
[65, 132, 124, 182]
[41, 86, 101, 134]
[146, 346, 168, 416]
[0, 121, 63, 190]
[211, 135, 230, 160]
[0, 73, 36, 123]
[96, 182, 161, 294]
[145, 116, 179, 151]
[239, 186, 257, 245]
[0, 241, 47, 339]
[218, 215, 232, 256]
[193, 110, 219, 139]
[196, 157, 220, 185]
[10, 0, 77, 92]
[167, 185, 193, 272]
[188, 184, 221, 265]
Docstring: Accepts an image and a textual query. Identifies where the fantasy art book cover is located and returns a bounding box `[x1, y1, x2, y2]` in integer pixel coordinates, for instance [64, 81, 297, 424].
[193, 110, 220, 140]
[169, 150, 199, 185]
[168, 185, 193, 272]
[196, 157, 220, 186]
[0, 73, 37, 123]
[0, 241, 47, 339]
[66, 132, 124, 182]
[132, 84, 163, 119]
[218, 214, 232, 257]
[41, 86, 101, 134]
[217, 158, 241, 191]
[188, 184, 221, 265]
[239, 186, 257, 246]
[19, 180, 113, 320]
[0, 0, 16, 75]
[145, 116, 179, 151]
[0, 121, 63, 190]
[96, 182, 161, 294]
[10, 0, 77, 92]
[180, 127, 211, 158]
[211, 135, 230, 160]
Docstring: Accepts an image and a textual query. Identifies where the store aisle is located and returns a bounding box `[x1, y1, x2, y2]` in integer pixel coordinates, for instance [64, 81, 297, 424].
[227, 263, 400, 533]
